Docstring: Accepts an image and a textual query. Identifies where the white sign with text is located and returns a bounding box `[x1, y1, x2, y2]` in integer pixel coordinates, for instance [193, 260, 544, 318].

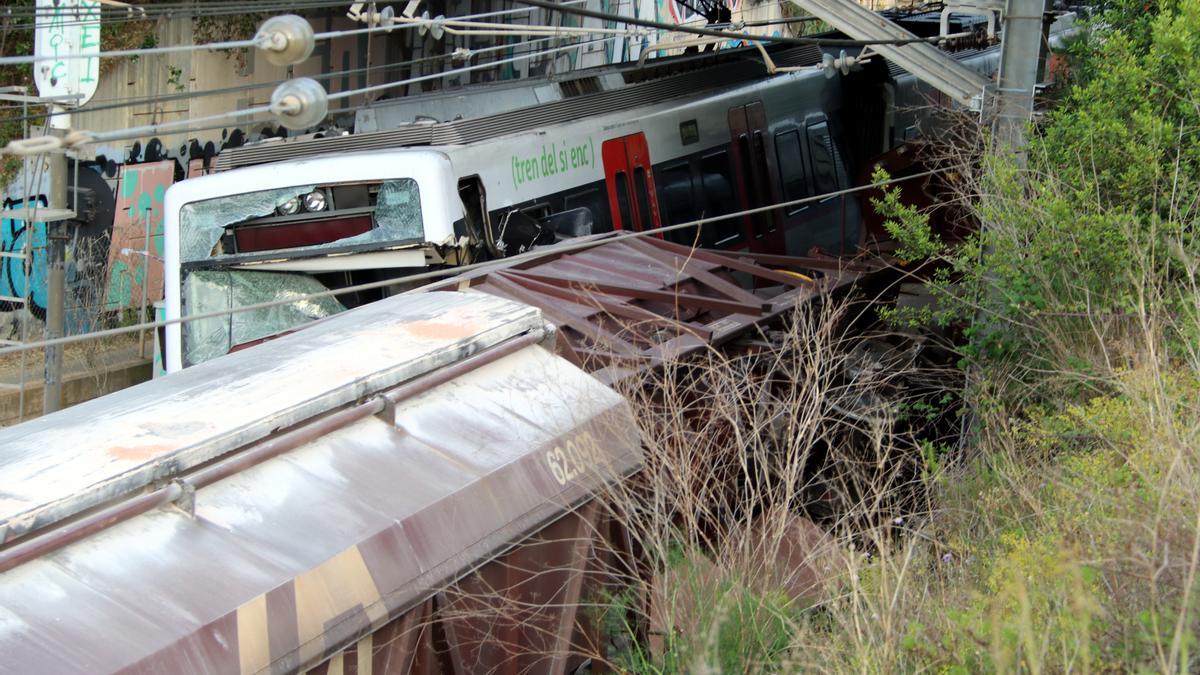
[34, 0, 102, 106]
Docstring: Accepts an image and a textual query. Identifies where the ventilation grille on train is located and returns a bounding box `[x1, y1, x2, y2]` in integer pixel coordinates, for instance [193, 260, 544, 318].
[559, 76, 602, 98]
[213, 125, 439, 170]
[214, 45, 826, 171]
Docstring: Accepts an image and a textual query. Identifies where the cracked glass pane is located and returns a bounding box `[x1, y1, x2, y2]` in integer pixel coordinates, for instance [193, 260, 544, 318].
[179, 185, 315, 262]
[178, 179, 424, 261]
[357, 178, 424, 244]
[181, 270, 344, 367]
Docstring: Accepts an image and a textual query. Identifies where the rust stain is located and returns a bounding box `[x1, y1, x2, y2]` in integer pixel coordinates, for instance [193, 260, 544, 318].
[107, 443, 173, 461]
[404, 320, 479, 341]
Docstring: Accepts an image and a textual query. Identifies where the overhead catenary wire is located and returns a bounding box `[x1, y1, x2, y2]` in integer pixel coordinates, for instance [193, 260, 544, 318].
[0, 33, 622, 154]
[0, 0, 813, 125]
[0, 0, 607, 66]
[0, 37, 620, 146]
[1, 0, 373, 28]
[3, 20, 395, 66]
[2, 0, 496, 33]
[2, 13, 594, 127]
[0, 0, 868, 131]
[2, 8, 918, 153]
[513, 0, 967, 47]
[0, 168, 942, 359]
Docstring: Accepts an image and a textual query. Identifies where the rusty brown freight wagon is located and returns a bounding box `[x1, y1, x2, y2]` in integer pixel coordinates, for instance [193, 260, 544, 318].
[0, 292, 642, 674]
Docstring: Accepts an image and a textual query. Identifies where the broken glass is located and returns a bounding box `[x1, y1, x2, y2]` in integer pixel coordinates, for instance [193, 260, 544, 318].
[367, 179, 424, 241]
[179, 185, 315, 263]
[181, 269, 345, 367]
[179, 179, 425, 262]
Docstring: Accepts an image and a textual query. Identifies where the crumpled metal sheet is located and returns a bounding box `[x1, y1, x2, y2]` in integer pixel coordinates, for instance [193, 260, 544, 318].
[182, 269, 345, 367]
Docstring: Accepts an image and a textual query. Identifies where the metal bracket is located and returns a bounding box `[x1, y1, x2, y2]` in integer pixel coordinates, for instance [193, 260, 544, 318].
[172, 479, 197, 518]
[940, 0, 1004, 39]
[375, 394, 397, 423]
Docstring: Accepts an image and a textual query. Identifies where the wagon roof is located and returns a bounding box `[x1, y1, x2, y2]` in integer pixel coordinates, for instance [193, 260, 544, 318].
[0, 291, 641, 673]
[0, 291, 541, 545]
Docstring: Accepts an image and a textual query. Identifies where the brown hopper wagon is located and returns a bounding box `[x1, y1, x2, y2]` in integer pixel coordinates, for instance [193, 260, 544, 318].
[0, 234, 885, 674]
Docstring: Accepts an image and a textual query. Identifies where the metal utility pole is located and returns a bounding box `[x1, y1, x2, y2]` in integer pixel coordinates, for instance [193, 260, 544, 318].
[31, 0, 101, 413]
[992, 0, 1049, 156]
[42, 127, 69, 414]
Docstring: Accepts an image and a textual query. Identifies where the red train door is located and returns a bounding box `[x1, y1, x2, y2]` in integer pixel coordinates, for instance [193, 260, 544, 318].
[602, 133, 662, 235]
[728, 102, 786, 253]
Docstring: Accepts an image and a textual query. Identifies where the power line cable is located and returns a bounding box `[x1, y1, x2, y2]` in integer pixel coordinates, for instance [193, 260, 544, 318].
[2, 15, 592, 126]
[0, 0, 595, 64]
[0, 33, 618, 153]
[1, 0, 841, 123]
[2, 0, 363, 26]
[514, 0, 959, 47]
[0, 168, 940, 358]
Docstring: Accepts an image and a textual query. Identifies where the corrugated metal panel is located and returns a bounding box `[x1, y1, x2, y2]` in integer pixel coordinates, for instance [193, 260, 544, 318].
[213, 125, 439, 170]
[433, 235, 884, 384]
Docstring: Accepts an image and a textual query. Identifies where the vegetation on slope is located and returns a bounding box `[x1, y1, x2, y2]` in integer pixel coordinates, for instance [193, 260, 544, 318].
[594, 1, 1200, 671]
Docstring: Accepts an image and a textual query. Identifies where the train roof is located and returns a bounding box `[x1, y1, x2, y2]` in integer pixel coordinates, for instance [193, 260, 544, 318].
[164, 148, 452, 209]
[0, 290, 641, 672]
[210, 11, 1078, 173]
[213, 43, 827, 171]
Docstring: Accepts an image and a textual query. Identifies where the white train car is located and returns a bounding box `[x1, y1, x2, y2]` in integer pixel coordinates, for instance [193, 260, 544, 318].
[163, 14, 1063, 372]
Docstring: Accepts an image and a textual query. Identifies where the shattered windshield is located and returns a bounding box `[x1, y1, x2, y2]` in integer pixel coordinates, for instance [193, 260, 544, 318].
[180, 185, 314, 262]
[178, 179, 424, 262]
[182, 270, 345, 367]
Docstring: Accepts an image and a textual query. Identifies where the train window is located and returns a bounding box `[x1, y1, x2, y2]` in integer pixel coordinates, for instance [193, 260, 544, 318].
[614, 171, 633, 230]
[658, 162, 699, 244]
[806, 122, 841, 197]
[520, 202, 552, 220]
[775, 129, 811, 213]
[752, 131, 776, 233]
[565, 188, 607, 230]
[699, 151, 741, 245]
[633, 166, 653, 232]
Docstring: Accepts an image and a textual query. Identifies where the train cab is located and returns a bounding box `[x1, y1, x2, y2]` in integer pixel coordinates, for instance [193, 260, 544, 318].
[163, 149, 466, 372]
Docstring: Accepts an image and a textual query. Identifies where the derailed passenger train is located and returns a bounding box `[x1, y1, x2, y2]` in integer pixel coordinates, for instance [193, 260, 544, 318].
[162, 12, 1070, 372]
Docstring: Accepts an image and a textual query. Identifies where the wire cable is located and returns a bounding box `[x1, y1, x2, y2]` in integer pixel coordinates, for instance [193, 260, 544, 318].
[514, 0, 954, 47]
[0, 0, 859, 126]
[0, 168, 940, 358]
[1, 0, 412, 31]
[0, 34, 619, 153]
[3, 20, 593, 126]
[0, 0, 598, 65]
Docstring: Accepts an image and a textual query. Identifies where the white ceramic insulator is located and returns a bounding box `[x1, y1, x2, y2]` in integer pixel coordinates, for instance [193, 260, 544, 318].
[256, 15, 316, 67]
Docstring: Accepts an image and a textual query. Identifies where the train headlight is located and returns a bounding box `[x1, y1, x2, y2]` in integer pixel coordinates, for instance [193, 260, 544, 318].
[303, 190, 328, 212]
[277, 197, 301, 216]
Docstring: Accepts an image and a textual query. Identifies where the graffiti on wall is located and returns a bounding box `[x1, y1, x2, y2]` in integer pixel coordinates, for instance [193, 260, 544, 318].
[1, 164, 121, 332]
[106, 162, 171, 311]
[0, 127, 268, 336]
[0, 197, 50, 318]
